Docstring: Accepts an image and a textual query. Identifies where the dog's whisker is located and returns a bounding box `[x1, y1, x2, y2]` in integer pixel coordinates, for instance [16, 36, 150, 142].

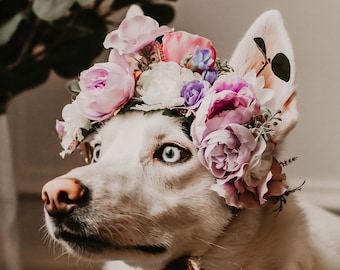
[38, 222, 46, 233]
[41, 231, 49, 244]
[54, 249, 68, 261]
[127, 211, 159, 224]
[194, 237, 227, 251]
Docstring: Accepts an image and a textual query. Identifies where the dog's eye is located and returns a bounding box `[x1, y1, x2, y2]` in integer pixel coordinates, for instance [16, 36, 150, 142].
[155, 143, 191, 164]
[92, 144, 101, 163]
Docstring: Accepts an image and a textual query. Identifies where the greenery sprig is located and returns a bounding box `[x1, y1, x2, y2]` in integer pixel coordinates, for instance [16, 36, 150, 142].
[215, 58, 234, 75]
[249, 108, 282, 141]
[274, 181, 306, 214]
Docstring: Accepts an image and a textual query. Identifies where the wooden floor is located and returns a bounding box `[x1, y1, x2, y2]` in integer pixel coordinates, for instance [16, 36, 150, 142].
[0, 193, 102, 270]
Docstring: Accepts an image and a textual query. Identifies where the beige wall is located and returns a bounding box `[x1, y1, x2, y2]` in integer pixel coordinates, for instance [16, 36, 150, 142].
[7, 0, 340, 208]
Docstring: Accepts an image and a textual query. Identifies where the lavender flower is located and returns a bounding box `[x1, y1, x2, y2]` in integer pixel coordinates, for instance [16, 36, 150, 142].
[202, 68, 218, 84]
[181, 79, 211, 109]
[191, 46, 214, 71]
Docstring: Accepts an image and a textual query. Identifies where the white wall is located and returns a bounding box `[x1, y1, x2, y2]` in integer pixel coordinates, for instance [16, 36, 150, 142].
[7, 0, 340, 209]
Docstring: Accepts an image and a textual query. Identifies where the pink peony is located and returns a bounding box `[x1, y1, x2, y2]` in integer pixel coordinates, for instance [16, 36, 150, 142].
[197, 124, 257, 180]
[103, 15, 172, 55]
[75, 50, 135, 121]
[191, 74, 260, 146]
[162, 31, 216, 69]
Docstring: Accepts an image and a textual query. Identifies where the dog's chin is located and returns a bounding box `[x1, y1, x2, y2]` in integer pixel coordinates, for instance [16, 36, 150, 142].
[53, 228, 167, 259]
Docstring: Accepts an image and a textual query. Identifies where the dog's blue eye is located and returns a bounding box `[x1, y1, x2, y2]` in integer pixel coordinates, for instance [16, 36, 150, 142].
[92, 144, 101, 163]
[163, 146, 179, 162]
[155, 143, 191, 164]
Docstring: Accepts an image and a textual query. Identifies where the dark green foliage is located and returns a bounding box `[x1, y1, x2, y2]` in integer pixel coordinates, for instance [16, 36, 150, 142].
[253, 37, 291, 82]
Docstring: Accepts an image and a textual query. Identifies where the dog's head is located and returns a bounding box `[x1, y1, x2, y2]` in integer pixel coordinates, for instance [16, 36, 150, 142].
[42, 6, 297, 269]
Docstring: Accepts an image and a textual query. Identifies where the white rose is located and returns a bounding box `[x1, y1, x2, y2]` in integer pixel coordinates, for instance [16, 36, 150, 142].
[56, 102, 92, 157]
[62, 102, 91, 140]
[136, 61, 198, 108]
[243, 69, 275, 110]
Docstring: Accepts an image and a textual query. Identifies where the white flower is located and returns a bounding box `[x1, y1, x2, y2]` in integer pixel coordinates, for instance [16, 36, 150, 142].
[135, 61, 200, 109]
[243, 70, 275, 110]
[56, 102, 91, 157]
[62, 102, 91, 139]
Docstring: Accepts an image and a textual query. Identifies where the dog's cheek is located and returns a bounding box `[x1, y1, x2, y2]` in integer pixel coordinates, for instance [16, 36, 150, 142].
[146, 192, 233, 257]
[138, 166, 233, 253]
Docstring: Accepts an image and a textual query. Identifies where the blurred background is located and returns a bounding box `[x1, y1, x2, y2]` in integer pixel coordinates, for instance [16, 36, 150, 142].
[1, 0, 340, 269]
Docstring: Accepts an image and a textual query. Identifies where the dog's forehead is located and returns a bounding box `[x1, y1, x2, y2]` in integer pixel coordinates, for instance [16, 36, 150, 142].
[99, 111, 188, 145]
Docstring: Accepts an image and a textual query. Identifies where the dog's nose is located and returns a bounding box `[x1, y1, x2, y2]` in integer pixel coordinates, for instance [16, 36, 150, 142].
[41, 178, 86, 216]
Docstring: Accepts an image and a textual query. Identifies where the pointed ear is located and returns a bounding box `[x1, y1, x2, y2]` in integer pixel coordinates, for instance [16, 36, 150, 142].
[126, 4, 144, 17]
[229, 10, 297, 143]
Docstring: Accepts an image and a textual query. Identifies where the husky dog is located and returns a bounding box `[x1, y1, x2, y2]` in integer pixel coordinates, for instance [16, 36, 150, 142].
[42, 6, 340, 270]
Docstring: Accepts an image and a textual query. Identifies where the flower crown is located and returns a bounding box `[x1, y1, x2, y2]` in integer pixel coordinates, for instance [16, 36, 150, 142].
[56, 9, 300, 210]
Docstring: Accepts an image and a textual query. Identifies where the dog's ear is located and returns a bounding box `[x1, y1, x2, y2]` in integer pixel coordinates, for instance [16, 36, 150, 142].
[229, 10, 297, 143]
[126, 4, 144, 17]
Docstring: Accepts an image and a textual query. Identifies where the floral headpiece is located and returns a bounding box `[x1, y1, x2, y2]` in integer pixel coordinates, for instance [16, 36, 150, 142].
[56, 8, 300, 210]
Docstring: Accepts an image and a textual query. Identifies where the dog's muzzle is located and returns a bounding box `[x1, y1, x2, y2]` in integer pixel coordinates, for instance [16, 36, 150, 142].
[41, 178, 168, 255]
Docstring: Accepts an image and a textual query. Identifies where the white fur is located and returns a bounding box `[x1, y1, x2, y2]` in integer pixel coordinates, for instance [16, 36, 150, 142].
[43, 9, 340, 270]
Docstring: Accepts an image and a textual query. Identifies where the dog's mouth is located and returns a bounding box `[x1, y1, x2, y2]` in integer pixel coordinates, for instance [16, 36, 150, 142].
[55, 230, 167, 255]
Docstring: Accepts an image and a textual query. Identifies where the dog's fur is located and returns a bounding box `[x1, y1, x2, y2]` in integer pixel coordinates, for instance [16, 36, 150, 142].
[42, 10, 340, 270]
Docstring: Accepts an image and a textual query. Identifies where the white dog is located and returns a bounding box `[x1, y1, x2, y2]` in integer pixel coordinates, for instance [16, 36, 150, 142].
[42, 7, 340, 270]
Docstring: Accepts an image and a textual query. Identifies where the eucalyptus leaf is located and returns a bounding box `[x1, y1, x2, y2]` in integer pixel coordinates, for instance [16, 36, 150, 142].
[271, 53, 291, 82]
[253, 37, 267, 59]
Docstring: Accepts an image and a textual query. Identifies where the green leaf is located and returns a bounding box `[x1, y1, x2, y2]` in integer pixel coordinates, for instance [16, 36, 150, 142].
[271, 53, 291, 82]
[117, 99, 144, 114]
[66, 79, 81, 96]
[32, 0, 75, 21]
[162, 108, 182, 118]
[254, 37, 267, 59]
[0, 12, 25, 46]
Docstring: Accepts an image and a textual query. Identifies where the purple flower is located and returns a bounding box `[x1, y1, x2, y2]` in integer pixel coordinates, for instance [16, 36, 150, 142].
[181, 80, 211, 109]
[202, 68, 218, 84]
[191, 46, 214, 71]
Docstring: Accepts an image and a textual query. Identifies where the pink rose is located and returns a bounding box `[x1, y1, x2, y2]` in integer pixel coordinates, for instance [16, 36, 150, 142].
[198, 124, 257, 180]
[191, 74, 260, 146]
[162, 31, 216, 69]
[211, 155, 288, 209]
[75, 50, 135, 121]
[103, 14, 172, 55]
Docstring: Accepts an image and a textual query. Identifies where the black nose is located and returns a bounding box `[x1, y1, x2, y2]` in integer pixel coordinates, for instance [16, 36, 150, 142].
[41, 178, 87, 217]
